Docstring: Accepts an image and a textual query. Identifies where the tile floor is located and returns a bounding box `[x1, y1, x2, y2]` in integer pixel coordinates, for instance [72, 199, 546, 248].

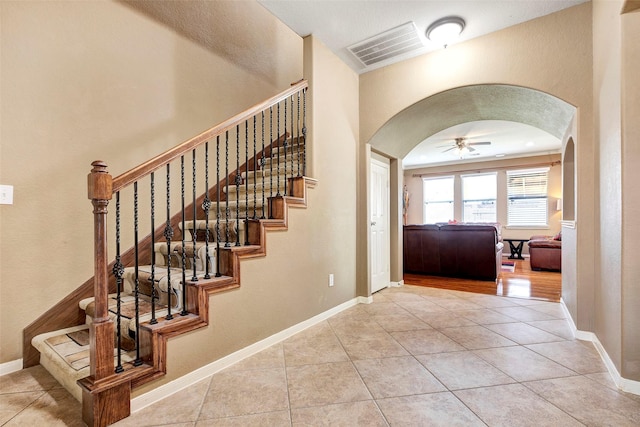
[2, 284, 639, 426]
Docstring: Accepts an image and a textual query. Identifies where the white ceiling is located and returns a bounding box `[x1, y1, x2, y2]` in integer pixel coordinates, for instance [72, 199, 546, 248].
[403, 120, 561, 169]
[258, 0, 588, 73]
[258, 0, 585, 168]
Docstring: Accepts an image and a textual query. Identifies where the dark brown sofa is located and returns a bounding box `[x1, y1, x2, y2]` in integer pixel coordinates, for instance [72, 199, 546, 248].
[528, 234, 561, 271]
[403, 224, 504, 281]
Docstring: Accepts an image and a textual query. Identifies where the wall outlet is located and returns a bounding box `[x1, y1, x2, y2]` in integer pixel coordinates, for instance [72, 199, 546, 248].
[0, 185, 14, 205]
[329, 273, 334, 287]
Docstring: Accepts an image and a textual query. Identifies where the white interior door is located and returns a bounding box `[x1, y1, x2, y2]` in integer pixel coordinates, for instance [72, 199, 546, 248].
[370, 158, 390, 294]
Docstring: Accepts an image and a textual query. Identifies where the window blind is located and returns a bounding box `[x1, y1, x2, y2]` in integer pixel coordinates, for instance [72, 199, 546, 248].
[423, 176, 454, 223]
[507, 168, 549, 226]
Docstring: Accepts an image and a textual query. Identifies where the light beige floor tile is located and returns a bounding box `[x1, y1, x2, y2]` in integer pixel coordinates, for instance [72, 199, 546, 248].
[416, 351, 516, 390]
[3, 388, 83, 427]
[291, 401, 387, 426]
[371, 292, 391, 302]
[474, 346, 577, 381]
[412, 311, 477, 329]
[524, 375, 640, 426]
[429, 297, 485, 311]
[526, 319, 575, 340]
[286, 362, 371, 409]
[391, 329, 465, 355]
[380, 291, 426, 303]
[394, 300, 448, 314]
[199, 368, 288, 419]
[284, 323, 349, 366]
[328, 317, 386, 340]
[361, 301, 409, 316]
[454, 383, 583, 427]
[339, 332, 409, 360]
[226, 343, 285, 372]
[491, 306, 556, 322]
[353, 356, 445, 398]
[372, 313, 431, 332]
[0, 365, 62, 394]
[465, 294, 522, 308]
[525, 340, 608, 374]
[584, 373, 640, 403]
[526, 302, 568, 318]
[377, 392, 485, 426]
[440, 325, 518, 350]
[511, 297, 557, 306]
[484, 322, 567, 345]
[454, 308, 518, 324]
[0, 391, 45, 425]
[196, 410, 290, 426]
[114, 378, 211, 426]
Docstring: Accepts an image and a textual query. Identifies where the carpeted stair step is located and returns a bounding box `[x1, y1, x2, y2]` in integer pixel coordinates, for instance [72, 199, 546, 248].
[32, 325, 136, 401]
[180, 219, 241, 244]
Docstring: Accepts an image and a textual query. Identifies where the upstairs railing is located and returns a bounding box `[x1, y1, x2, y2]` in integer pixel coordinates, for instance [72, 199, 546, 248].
[81, 80, 307, 426]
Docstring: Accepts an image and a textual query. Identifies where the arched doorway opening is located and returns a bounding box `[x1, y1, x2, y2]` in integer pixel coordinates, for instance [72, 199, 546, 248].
[364, 84, 576, 298]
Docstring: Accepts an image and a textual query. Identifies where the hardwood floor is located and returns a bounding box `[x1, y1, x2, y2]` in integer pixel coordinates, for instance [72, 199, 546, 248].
[403, 258, 562, 302]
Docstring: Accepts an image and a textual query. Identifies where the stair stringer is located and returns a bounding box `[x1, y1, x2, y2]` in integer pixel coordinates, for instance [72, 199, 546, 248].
[120, 176, 317, 389]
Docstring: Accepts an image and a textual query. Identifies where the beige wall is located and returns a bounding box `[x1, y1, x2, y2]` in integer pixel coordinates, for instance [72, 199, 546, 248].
[0, 0, 303, 363]
[136, 34, 360, 394]
[404, 155, 563, 250]
[621, 5, 640, 383]
[361, 4, 595, 330]
[593, 0, 623, 377]
[593, 0, 640, 382]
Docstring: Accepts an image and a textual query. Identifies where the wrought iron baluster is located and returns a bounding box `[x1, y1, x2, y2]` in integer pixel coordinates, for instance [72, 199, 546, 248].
[203, 142, 211, 279]
[191, 149, 198, 286]
[113, 191, 124, 373]
[283, 98, 288, 196]
[290, 94, 294, 191]
[215, 136, 221, 277]
[269, 106, 273, 218]
[133, 182, 142, 366]
[297, 91, 301, 177]
[276, 101, 281, 197]
[150, 173, 157, 325]
[165, 164, 174, 320]
[235, 125, 241, 247]
[224, 131, 230, 247]
[261, 111, 266, 219]
[303, 88, 307, 176]
[180, 156, 186, 316]
[253, 115, 257, 219]
[244, 121, 250, 245]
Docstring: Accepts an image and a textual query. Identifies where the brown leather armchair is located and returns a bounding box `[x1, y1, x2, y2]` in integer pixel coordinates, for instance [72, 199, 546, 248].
[528, 234, 561, 271]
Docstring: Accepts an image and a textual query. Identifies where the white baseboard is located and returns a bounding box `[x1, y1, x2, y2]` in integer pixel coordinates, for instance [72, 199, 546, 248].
[0, 359, 23, 376]
[358, 295, 373, 304]
[390, 280, 404, 287]
[131, 296, 361, 412]
[560, 299, 640, 396]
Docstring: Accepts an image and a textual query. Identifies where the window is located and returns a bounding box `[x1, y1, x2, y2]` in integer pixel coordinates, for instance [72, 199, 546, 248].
[423, 176, 454, 223]
[507, 168, 549, 226]
[462, 173, 497, 222]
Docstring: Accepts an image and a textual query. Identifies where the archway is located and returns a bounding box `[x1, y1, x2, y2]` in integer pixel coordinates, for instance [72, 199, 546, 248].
[364, 84, 576, 295]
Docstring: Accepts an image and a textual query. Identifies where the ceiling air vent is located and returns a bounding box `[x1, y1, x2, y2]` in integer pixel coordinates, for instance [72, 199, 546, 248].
[348, 22, 425, 67]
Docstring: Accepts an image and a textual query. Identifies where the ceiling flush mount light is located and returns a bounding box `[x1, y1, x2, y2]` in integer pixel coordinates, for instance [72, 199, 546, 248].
[426, 16, 465, 48]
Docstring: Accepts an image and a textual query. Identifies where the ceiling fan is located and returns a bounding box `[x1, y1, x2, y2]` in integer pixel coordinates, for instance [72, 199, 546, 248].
[441, 137, 491, 156]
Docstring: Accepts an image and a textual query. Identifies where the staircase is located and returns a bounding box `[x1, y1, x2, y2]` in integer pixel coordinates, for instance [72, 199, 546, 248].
[25, 81, 314, 426]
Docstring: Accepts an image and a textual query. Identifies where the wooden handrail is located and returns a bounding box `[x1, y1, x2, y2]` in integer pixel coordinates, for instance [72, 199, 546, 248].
[78, 81, 309, 426]
[112, 80, 308, 193]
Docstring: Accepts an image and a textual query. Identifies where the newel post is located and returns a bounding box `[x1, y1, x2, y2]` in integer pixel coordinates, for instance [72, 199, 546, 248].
[87, 161, 114, 379]
[79, 161, 131, 426]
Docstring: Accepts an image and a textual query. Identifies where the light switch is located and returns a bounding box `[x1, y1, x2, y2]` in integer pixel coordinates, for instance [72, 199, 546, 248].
[0, 185, 14, 205]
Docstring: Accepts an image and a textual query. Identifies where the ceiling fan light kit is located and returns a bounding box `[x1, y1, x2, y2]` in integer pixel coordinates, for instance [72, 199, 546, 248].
[426, 16, 465, 47]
